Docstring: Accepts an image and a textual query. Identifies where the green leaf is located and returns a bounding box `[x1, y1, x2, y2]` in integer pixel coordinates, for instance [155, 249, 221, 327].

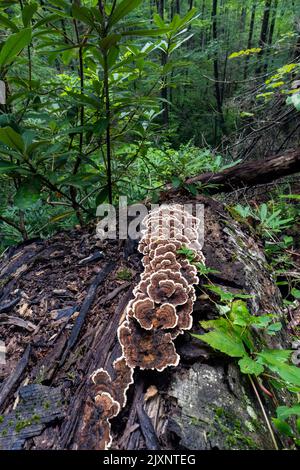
[95, 187, 109, 205]
[258, 350, 300, 387]
[71, 5, 96, 28]
[195, 318, 246, 358]
[0, 14, 19, 32]
[287, 93, 300, 111]
[121, 28, 169, 37]
[238, 356, 264, 375]
[0, 160, 20, 173]
[109, 0, 143, 28]
[171, 176, 182, 189]
[196, 329, 246, 357]
[272, 418, 293, 438]
[22, 3, 38, 27]
[0, 28, 32, 68]
[230, 300, 252, 326]
[291, 288, 300, 299]
[14, 176, 42, 209]
[276, 405, 300, 420]
[266, 322, 282, 335]
[259, 203, 268, 222]
[99, 34, 121, 52]
[0, 127, 24, 152]
[258, 349, 292, 364]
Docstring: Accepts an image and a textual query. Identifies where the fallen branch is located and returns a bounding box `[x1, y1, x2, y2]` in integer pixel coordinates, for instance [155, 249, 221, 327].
[183, 148, 300, 193]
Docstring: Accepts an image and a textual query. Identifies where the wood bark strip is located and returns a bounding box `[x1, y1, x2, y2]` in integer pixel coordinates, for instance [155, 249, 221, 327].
[0, 345, 31, 411]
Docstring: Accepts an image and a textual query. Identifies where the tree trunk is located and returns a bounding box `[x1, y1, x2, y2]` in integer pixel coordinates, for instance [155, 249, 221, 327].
[157, 0, 169, 127]
[256, 0, 272, 75]
[0, 195, 294, 450]
[211, 0, 225, 137]
[244, 1, 257, 79]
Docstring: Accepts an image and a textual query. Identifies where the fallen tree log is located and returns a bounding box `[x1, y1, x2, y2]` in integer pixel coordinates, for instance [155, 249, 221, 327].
[0, 195, 296, 450]
[183, 148, 300, 192]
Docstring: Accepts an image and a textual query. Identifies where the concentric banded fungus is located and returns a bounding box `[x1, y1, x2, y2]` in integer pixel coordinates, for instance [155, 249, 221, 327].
[89, 204, 205, 449]
[132, 298, 178, 330]
[118, 319, 180, 371]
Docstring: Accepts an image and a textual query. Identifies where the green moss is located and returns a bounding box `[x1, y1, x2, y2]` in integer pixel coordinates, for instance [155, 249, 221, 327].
[116, 268, 132, 281]
[212, 406, 259, 450]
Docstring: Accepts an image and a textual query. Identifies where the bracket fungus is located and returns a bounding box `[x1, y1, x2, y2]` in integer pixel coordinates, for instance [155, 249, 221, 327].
[89, 204, 205, 449]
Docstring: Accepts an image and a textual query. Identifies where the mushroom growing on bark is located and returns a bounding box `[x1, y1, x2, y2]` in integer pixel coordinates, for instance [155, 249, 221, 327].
[89, 203, 205, 449]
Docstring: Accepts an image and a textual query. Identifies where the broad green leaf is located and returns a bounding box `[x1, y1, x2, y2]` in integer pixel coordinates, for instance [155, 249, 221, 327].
[22, 3, 38, 27]
[238, 356, 264, 375]
[95, 186, 109, 205]
[100, 34, 121, 52]
[258, 349, 292, 364]
[108, 0, 143, 28]
[258, 350, 300, 387]
[195, 318, 246, 358]
[230, 300, 252, 326]
[272, 418, 293, 438]
[14, 176, 42, 209]
[153, 13, 165, 28]
[71, 5, 96, 28]
[276, 405, 300, 420]
[266, 322, 282, 335]
[291, 288, 300, 299]
[0, 28, 32, 68]
[0, 127, 24, 152]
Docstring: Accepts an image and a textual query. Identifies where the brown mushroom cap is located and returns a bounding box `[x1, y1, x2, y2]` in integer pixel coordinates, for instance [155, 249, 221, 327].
[78, 395, 114, 450]
[176, 298, 194, 330]
[132, 297, 178, 330]
[179, 260, 199, 284]
[146, 269, 189, 306]
[112, 357, 134, 408]
[150, 252, 181, 271]
[118, 319, 180, 371]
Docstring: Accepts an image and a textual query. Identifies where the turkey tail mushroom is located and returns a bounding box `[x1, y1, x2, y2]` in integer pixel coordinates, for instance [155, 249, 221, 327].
[88, 204, 205, 449]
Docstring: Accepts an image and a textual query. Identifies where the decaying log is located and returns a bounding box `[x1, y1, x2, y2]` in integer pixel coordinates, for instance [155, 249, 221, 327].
[0, 345, 31, 412]
[182, 148, 300, 192]
[0, 196, 296, 450]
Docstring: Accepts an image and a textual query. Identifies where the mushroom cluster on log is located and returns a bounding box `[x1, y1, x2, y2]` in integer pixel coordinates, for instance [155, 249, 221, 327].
[89, 204, 205, 449]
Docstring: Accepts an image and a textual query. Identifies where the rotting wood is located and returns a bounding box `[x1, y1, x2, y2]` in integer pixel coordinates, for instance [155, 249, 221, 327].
[0, 345, 31, 411]
[136, 402, 161, 450]
[59, 261, 116, 367]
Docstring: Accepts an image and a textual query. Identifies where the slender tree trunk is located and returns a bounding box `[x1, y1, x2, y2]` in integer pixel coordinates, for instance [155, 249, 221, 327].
[264, 0, 278, 72]
[157, 0, 169, 127]
[256, 0, 272, 75]
[211, 0, 225, 137]
[244, 2, 257, 79]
